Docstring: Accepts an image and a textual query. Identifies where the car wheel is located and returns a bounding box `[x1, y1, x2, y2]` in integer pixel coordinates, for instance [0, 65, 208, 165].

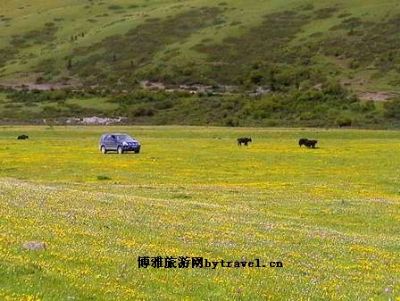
[101, 146, 107, 154]
[117, 146, 124, 154]
[134, 150, 140, 154]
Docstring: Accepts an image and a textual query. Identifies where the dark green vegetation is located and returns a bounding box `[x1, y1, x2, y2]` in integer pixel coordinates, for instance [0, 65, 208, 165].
[1, 1, 400, 127]
[321, 14, 400, 74]
[2, 87, 400, 128]
[194, 10, 313, 87]
[70, 7, 221, 86]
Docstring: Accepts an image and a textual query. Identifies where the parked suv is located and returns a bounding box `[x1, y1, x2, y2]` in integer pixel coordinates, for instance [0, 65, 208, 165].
[99, 133, 141, 154]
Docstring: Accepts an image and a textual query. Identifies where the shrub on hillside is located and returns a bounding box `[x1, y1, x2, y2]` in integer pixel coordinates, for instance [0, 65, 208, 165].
[384, 99, 400, 119]
[336, 115, 353, 127]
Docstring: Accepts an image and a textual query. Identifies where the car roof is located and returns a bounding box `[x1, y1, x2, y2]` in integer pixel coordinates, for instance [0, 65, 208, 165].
[102, 133, 129, 135]
[101, 133, 130, 137]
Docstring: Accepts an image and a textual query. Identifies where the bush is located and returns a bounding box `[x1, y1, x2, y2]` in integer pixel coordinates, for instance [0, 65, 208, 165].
[225, 118, 239, 127]
[46, 90, 67, 101]
[384, 99, 400, 119]
[129, 107, 155, 117]
[336, 115, 352, 127]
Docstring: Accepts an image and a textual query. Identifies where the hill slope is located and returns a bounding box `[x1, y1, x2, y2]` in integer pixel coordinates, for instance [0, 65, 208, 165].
[1, 0, 400, 127]
[1, 0, 400, 92]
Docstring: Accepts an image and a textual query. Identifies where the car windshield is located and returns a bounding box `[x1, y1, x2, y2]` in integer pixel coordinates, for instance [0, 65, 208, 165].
[115, 135, 135, 142]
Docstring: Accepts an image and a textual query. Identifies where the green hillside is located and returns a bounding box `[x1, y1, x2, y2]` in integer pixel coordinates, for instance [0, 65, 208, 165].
[1, 0, 400, 126]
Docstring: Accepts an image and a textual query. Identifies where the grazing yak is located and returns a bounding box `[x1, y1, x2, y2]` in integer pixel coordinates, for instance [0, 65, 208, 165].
[237, 137, 252, 146]
[17, 134, 29, 140]
[299, 138, 317, 148]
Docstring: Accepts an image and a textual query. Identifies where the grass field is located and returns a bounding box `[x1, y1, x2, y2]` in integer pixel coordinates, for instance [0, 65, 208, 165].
[0, 126, 399, 300]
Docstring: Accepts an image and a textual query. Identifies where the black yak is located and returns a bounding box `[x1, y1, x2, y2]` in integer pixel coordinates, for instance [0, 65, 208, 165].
[299, 138, 317, 148]
[237, 137, 252, 146]
[17, 135, 29, 140]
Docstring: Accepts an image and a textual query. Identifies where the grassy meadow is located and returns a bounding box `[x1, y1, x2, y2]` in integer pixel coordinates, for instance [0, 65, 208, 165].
[0, 126, 399, 300]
